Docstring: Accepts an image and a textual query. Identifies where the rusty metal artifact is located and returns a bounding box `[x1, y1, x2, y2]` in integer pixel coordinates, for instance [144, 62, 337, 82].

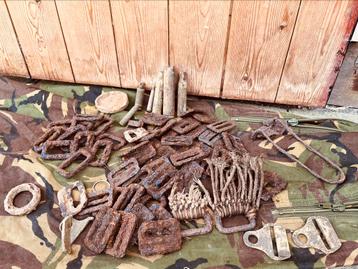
[41, 140, 72, 160]
[105, 212, 137, 258]
[78, 187, 113, 216]
[120, 141, 156, 166]
[107, 158, 140, 187]
[98, 133, 126, 150]
[4, 183, 41, 216]
[112, 184, 145, 212]
[243, 224, 291, 261]
[161, 135, 193, 146]
[127, 119, 143, 128]
[56, 148, 94, 178]
[172, 117, 200, 134]
[170, 147, 206, 166]
[138, 218, 182, 256]
[198, 129, 221, 146]
[90, 139, 113, 167]
[292, 216, 342, 254]
[251, 118, 345, 184]
[57, 181, 87, 217]
[84, 208, 121, 254]
[207, 120, 236, 133]
[142, 113, 172, 127]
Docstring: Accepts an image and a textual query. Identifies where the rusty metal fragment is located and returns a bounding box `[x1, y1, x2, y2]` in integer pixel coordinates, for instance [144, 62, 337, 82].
[98, 133, 126, 150]
[207, 120, 236, 133]
[161, 135, 193, 146]
[191, 110, 215, 124]
[124, 127, 149, 143]
[172, 117, 200, 134]
[56, 148, 94, 178]
[33, 126, 65, 152]
[90, 139, 113, 167]
[186, 124, 207, 140]
[84, 208, 121, 254]
[70, 131, 95, 152]
[142, 113, 172, 127]
[105, 212, 137, 258]
[148, 204, 173, 220]
[120, 141, 156, 166]
[222, 132, 248, 154]
[41, 140, 72, 160]
[107, 158, 140, 187]
[198, 129, 221, 146]
[78, 188, 113, 216]
[169, 147, 206, 166]
[128, 120, 143, 128]
[138, 218, 182, 256]
[140, 118, 182, 141]
[112, 184, 145, 212]
[243, 224, 291, 261]
[57, 181, 87, 217]
[4, 183, 41, 216]
[292, 216, 342, 254]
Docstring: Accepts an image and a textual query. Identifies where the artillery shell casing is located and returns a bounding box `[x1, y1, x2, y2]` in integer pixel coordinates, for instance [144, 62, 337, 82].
[135, 84, 145, 110]
[146, 88, 155, 112]
[162, 66, 175, 117]
[152, 71, 164, 114]
[177, 71, 187, 116]
[119, 104, 139, 126]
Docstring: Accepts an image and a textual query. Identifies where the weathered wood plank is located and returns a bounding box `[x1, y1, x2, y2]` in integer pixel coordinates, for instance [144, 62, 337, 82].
[169, 1, 231, 97]
[222, 0, 300, 103]
[6, 0, 73, 82]
[276, 0, 358, 107]
[55, 0, 120, 86]
[0, 1, 28, 77]
[110, 0, 168, 88]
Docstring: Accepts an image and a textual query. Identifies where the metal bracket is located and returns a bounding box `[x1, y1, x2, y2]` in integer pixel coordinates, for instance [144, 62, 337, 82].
[243, 224, 291, 261]
[292, 216, 342, 254]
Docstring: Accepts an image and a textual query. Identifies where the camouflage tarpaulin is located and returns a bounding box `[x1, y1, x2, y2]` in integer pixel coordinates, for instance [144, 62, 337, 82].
[0, 77, 357, 269]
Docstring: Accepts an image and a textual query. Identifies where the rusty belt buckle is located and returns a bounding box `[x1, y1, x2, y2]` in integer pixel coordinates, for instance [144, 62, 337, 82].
[207, 120, 236, 133]
[108, 158, 140, 187]
[138, 218, 182, 256]
[222, 132, 247, 153]
[169, 147, 206, 166]
[161, 135, 193, 146]
[78, 187, 113, 216]
[198, 129, 222, 146]
[57, 181, 87, 217]
[84, 208, 121, 254]
[172, 117, 200, 134]
[89, 139, 113, 167]
[98, 133, 126, 150]
[69, 131, 95, 152]
[112, 184, 145, 212]
[142, 113, 172, 127]
[191, 110, 215, 124]
[120, 141, 156, 166]
[93, 116, 113, 136]
[41, 140, 72, 160]
[185, 125, 207, 140]
[56, 148, 94, 178]
[105, 212, 137, 258]
[33, 126, 65, 152]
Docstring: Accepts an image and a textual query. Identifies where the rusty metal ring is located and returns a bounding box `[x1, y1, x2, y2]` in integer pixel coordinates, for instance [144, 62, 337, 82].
[4, 183, 41, 216]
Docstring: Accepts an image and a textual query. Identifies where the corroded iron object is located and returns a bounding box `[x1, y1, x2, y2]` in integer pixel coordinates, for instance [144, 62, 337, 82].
[186, 125, 207, 140]
[84, 208, 121, 254]
[142, 113, 172, 127]
[41, 140, 72, 160]
[112, 184, 145, 212]
[161, 135, 193, 146]
[128, 120, 143, 128]
[148, 204, 173, 220]
[138, 218, 182, 256]
[57, 181, 87, 217]
[124, 127, 149, 143]
[90, 139, 113, 167]
[33, 126, 65, 152]
[140, 118, 182, 141]
[56, 148, 94, 178]
[198, 129, 221, 146]
[106, 212, 137, 258]
[4, 183, 41, 216]
[172, 117, 200, 134]
[120, 141, 156, 166]
[292, 216, 342, 254]
[78, 188, 113, 216]
[107, 158, 140, 187]
[243, 224, 291, 261]
[98, 133, 126, 150]
[70, 131, 95, 152]
[191, 110, 215, 124]
[207, 120, 236, 133]
[222, 132, 248, 154]
[169, 147, 206, 166]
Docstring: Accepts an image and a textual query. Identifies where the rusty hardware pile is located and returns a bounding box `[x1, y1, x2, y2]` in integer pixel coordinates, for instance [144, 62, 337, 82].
[28, 107, 270, 257]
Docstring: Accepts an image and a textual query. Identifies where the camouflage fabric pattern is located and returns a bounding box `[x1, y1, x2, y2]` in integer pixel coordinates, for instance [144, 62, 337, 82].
[0, 77, 357, 269]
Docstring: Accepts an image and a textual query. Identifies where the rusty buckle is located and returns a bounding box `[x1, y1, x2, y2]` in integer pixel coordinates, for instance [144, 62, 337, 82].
[107, 158, 140, 187]
[172, 117, 200, 134]
[161, 135, 193, 146]
[169, 147, 206, 166]
[198, 129, 222, 146]
[207, 120, 236, 133]
[56, 148, 94, 178]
